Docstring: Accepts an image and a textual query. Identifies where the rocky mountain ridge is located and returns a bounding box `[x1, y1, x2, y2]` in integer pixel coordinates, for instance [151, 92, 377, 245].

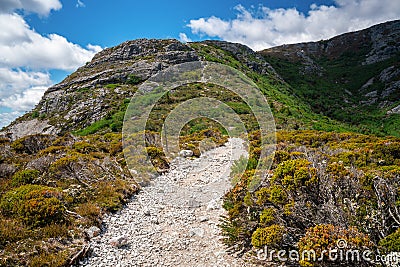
[264, 20, 400, 65]
[1, 19, 400, 267]
[261, 19, 400, 136]
[2, 39, 280, 140]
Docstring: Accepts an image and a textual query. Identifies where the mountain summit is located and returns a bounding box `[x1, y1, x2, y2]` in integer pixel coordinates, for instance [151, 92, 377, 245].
[3, 20, 400, 140]
[0, 20, 399, 266]
[261, 19, 400, 136]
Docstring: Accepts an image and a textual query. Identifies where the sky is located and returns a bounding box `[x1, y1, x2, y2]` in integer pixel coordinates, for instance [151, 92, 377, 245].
[0, 0, 399, 128]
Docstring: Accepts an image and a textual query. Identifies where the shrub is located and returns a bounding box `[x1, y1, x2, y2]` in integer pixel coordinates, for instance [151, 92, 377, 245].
[10, 134, 53, 154]
[379, 228, 400, 252]
[105, 83, 120, 90]
[72, 141, 97, 153]
[109, 142, 123, 156]
[269, 185, 287, 205]
[259, 207, 276, 225]
[75, 202, 101, 226]
[0, 217, 28, 247]
[95, 180, 137, 212]
[126, 74, 142, 85]
[298, 224, 371, 266]
[31, 111, 39, 118]
[274, 150, 291, 165]
[29, 250, 69, 267]
[11, 169, 40, 187]
[146, 146, 169, 170]
[251, 224, 285, 248]
[0, 185, 65, 227]
[272, 159, 318, 188]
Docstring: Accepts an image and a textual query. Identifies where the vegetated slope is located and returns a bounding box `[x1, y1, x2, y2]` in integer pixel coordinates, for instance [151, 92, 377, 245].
[260, 19, 400, 137]
[0, 20, 399, 266]
[0, 38, 324, 266]
[222, 130, 400, 267]
[2, 39, 350, 141]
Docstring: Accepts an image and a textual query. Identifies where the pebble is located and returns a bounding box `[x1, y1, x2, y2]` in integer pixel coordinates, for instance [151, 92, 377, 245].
[79, 138, 257, 267]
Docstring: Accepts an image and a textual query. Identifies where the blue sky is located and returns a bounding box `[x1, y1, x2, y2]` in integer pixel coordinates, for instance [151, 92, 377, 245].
[25, 0, 336, 48]
[0, 0, 399, 127]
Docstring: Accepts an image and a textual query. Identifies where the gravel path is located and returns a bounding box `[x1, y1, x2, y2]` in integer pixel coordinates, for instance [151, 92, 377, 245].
[79, 138, 257, 267]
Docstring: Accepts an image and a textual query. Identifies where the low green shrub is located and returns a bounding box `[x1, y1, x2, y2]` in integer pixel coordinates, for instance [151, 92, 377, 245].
[379, 228, 400, 252]
[251, 224, 285, 248]
[0, 185, 65, 227]
[259, 207, 276, 225]
[11, 169, 40, 187]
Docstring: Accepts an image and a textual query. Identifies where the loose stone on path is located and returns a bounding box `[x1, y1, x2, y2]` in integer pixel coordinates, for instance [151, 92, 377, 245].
[79, 138, 258, 267]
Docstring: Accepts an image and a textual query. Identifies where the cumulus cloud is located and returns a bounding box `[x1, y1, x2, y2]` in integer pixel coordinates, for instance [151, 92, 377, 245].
[0, 0, 62, 16]
[0, 13, 102, 70]
[187, 0, 400, 50]
[0, 86, 48, 112]
[0, 68, 51, 127]
[0, 0, 102, 128]
[179, 33, 192, 43]
[0, 110, 23, 129]
[0, 68, 51, 96]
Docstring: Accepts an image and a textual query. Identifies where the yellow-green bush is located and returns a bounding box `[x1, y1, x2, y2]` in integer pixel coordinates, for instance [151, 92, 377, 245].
[0, 185, 65, 227]
[251, 224, 285, 248]
[298, 224, 371, 266]
[75, 202, 101, 226]
[379, 228, 400, 252]
[268, 185, 287, 205]
[259, 207, 276, 225]
[272, 159, 318, 188]
[72, 141, 97, 153]
[11, 169, 40, 187]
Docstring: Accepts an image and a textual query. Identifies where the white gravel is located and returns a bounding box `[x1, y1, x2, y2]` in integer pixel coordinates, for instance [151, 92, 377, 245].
[78, 138, 258, 267]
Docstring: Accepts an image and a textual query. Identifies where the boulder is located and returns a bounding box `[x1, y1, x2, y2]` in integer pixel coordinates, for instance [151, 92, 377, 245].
[179, 150, 193, 157]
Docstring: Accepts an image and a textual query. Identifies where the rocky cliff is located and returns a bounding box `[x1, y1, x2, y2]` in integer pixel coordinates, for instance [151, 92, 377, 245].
[261, 19, 400, 136]
[2, 39, 281, 140]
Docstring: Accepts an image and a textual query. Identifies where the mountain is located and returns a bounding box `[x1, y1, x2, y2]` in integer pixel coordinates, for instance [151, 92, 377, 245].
[0, 20, 399, 266]
[260, 19, 400, 136]
[3, 38, 352, 140]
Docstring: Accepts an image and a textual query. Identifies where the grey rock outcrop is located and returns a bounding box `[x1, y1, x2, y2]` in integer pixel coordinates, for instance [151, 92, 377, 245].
[1, 38, 281, 141]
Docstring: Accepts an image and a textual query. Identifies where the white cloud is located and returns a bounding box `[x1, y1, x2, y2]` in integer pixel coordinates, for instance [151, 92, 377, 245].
[0, 86, 48, 112]
[0, 0, 102, 128]
[179, 33, 192, 43]
[0, 13, 102, 70]
[0, 68, 50, 127]
[187, 0, 400, 51]
[0, 0, 62, 16]
[0, 110, 23, 128]
[76, 0, 85, 8]
[0, 68, 51, 100]
[0, 68, 51, 128]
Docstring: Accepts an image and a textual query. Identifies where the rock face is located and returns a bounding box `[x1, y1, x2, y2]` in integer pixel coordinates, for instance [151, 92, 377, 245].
[202, 40, 277, 76]
[77, 138, 257, 267]
[1, 39, 279, 141]
[260, 19, 400, 123]
[263, 20, 400, 65]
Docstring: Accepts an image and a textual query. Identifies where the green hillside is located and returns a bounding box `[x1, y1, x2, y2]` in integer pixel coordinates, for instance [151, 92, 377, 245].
[260, 20, 400, 137]
[0, 21, 399, 266]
